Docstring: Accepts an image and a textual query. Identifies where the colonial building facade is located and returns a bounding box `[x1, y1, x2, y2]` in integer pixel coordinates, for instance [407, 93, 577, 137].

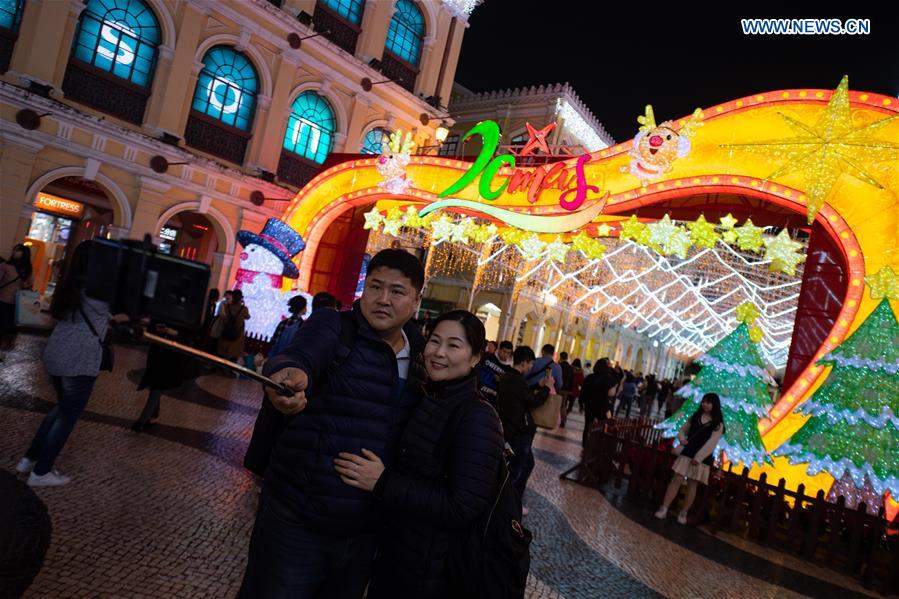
[1, 0, 471, 293]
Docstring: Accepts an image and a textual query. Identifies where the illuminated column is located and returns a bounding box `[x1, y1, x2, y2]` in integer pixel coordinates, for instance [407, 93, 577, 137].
[8, 0, 81, 88]
[356, 0, 394, 64]
[344, 94, 373, 153]
[212, 251, 235, 295]
[129, 177, 171, 240]
[151, 3, 205, 137]
[248, 52, 298, 171]
[0, 134, 43, 253]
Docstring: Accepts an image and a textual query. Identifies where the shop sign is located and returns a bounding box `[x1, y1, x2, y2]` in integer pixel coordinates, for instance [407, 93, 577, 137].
[35, 192, 84, 218]
[159, 226, 179, 241]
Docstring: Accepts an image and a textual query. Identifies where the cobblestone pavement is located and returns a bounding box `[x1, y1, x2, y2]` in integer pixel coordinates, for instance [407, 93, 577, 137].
[0, 334, 877, 598]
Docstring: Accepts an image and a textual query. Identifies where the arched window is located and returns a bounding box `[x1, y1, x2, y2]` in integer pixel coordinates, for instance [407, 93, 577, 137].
[0, 0, 25, 32]
[385, 0, 424, 66]
[360, 127, 390, 155]
[70, 0, 161, 88]
[318, 0, 364, 25]
[191, 46, 258, 131]
[283, 91, 336, 164]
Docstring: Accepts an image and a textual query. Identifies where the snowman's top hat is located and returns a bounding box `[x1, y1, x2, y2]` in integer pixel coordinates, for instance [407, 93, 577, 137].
[237, 218, 305, 279]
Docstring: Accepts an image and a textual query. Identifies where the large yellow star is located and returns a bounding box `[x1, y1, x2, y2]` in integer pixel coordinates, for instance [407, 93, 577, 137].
[363, 208, 383, 231]
[723, 76, 899, 224]
[619, 215, 646, 242]
[647, 214, 679, 246]
[763, 229, 806, 276]
[865, 265, 899, 300]
[734, 218, 765, 253]
[736, 302, 760, 324]
[687, 214, 720, 249]
[664, 228, 692, 258]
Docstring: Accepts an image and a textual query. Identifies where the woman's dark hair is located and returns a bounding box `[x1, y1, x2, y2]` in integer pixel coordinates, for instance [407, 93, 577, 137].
[208, 288, 220, 303]
[11, 243, 32, 280]
[367, 249, 424, 291]
[231, 289, 243, 304]
[429, 310, 486, 361]
[288, 294, 307, 315]
[49, 241, 92, 319]
[692, 392, 725, 433]
[572, 358, 582, 368]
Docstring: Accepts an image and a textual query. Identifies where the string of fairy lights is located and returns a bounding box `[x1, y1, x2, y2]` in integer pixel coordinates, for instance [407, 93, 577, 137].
[363, 206, 806, 367]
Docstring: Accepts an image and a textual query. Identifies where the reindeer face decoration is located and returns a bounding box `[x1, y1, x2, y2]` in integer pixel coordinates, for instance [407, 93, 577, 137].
[627, 106, 703, 185]
[377, 130, 416, 194]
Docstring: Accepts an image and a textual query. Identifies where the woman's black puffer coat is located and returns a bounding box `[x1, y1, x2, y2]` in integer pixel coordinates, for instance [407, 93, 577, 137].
[367, 373, 504, 599]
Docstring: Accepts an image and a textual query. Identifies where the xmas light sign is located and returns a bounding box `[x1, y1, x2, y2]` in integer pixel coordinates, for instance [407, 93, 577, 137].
[420, 120, 609, 233]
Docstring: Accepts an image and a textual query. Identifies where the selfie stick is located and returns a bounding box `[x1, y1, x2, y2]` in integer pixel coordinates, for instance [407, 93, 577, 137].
[141, 331, 294, 396]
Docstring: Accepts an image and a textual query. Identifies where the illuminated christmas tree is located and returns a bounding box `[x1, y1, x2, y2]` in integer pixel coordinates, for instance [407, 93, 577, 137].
[774, 298, 899, 514]
[657, 315, 775, 468]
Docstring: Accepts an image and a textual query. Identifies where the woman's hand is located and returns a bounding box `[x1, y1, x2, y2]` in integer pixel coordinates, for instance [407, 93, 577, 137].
[334, 449, 384, 492]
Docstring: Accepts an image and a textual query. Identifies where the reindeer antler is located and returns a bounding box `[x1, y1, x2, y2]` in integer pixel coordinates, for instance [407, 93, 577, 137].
[387, 130, 416, 154]
[637, 105, 657, 132]
[679, 108, 704, 138]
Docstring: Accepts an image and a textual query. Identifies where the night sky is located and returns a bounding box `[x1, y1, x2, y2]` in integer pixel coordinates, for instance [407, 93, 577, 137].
[455, 4, 899, 142]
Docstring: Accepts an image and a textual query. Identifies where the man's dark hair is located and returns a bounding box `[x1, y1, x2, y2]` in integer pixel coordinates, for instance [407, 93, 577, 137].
[498, 340, 513, 351]
[541, 344, 555, 356]
[288, 295, 307, 315]
[224, 290, 233, 297]
[560, 351, 568, 360]
[513, 345, 536, 365]
[366, 248, 424, 291]
[312, 291, 337, 311]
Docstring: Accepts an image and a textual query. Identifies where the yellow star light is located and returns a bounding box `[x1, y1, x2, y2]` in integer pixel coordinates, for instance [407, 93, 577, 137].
[471, 222, 498, 243]
[687, 215, 721, 249]
[619, 215, 647, 243]
[583, 239, 606, 260]
[865, 265, 899, 300]
[595, 223, 613, 237]
[719, 213, 738, 229]
[518, 234, 546, 261]
[734, 218, 765, 253]
[763, 229, 806, 276]
[722, 76, 899, 224]
[736, 301, 760, 324]
[748, 325, 764, 343]
[500, 228, 526, 246]
[722, 229, 737, 244]
[430, 215, 456, 242]
[382, 215, 403, 237]
[450, 218, 476, 244]
[664, 228, 692, 259]
[403, 206, 426, 228]
[363, 208, 383, 231]
[647, 214, 679, 246]
[546, 236, 570, 262]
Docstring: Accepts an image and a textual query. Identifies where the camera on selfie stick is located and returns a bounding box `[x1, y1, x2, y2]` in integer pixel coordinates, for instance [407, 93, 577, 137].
[82, 236, 292, 395]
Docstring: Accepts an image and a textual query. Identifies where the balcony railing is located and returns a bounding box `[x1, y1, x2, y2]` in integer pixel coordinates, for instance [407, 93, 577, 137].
[61, 60, 150, 125]
[184, 112, 251, 165]
[277, 150, 320, 188]
[380, 51, 418, 93]
[313, 2, 361, 55]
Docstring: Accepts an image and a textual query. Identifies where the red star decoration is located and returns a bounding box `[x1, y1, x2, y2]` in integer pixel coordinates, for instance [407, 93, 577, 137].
[519, 122, 556, 156]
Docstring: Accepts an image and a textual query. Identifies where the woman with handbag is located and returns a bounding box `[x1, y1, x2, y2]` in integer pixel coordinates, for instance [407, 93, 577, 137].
[0, 243, 34, 361]
[654, 392, 725, 524]
[332, 310, 506, 599]
[216, 289, 250, 366]
[15, 242, 123, 487]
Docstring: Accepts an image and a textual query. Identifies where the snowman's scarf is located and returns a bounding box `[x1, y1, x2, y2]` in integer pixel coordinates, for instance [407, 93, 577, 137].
[235, 268, 283, 288]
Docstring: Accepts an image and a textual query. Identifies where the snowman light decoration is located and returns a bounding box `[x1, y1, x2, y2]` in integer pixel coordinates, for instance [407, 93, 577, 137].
[235, 218, 305, 340]
[377, 130, 416, 194]
[625, 105, 703, 185]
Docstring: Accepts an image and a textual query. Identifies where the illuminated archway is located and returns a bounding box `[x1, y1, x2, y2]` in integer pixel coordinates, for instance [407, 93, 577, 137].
[282, 85, 899, 495]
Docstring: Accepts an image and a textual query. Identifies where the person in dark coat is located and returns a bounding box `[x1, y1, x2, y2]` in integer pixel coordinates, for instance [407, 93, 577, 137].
[496, 345, 553, 504]
[131, 322, 190, 432]
[238, 249, 427, 599]
[579, 358, 615, 447]
[333, 310, 504, 599]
